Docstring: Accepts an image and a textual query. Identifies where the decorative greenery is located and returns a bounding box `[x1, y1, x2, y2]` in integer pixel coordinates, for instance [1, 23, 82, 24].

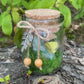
[0, 0, 24, 35]
[0, 75, 10, 84]
[14, 28, 23, 48]
[27, 70, 32, 75]
[56, 0, 84, 28]
[0, 0, 84, 36]
[21, 31, 33, 52]
[2, 14, 12, 35]
[68, 0, 84, 20]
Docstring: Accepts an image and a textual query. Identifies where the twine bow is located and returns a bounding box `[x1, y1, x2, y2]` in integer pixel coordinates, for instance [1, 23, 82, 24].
[17, 21, 50, 41]
[17, 21, 50, 59]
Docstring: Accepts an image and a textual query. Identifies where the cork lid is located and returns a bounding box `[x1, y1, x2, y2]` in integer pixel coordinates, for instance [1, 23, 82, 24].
[25, 9, 60, 20]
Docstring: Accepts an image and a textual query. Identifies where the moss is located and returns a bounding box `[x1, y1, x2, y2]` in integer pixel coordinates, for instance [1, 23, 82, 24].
[14, 29, 23, 49]
[23, 48, 62, 74]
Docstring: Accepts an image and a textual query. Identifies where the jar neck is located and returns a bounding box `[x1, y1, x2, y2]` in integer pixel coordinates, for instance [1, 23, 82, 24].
[26, 17, 62, 26]
[26, 18, 59, 23]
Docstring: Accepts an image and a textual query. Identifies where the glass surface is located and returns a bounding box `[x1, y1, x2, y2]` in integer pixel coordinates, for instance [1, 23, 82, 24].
[23, 17, 64, 74]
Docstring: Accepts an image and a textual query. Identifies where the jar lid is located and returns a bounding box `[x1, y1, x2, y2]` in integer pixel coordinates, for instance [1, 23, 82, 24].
[25, 9, 60, 20]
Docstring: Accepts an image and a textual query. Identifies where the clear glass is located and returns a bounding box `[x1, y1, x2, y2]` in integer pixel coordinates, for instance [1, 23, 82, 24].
[23, 17, 64, 74]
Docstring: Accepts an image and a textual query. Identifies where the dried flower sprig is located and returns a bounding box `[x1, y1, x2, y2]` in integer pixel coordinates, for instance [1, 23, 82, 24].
[21, 30, 33, 52]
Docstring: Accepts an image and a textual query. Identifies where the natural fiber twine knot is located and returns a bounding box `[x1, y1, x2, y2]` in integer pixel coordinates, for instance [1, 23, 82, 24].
[17, 21, 50, 41]
[17, 21, 50, 59]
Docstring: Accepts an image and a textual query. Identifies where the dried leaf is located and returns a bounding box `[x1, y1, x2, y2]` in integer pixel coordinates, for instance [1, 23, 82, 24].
[21, 31, 33, 52]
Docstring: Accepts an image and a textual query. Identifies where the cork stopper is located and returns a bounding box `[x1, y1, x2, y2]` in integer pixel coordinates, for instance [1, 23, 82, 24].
[25, 9, 60, 20]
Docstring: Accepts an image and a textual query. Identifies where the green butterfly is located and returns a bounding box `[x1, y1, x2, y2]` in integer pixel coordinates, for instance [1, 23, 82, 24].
[45, 41, 59, 54]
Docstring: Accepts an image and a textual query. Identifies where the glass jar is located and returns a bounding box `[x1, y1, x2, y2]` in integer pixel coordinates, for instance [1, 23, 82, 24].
[17, 9, 64, 74]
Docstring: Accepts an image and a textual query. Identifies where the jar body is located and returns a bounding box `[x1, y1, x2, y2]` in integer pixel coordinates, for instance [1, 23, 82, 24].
[23, 18, 64, 74]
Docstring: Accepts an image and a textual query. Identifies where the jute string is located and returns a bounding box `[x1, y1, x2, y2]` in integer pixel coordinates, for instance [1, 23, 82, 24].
[27, 46, 29, 58]
[17, 21, 50, 59]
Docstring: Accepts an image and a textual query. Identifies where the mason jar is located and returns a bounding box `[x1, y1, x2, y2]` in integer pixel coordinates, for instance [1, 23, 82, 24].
[17, 9, 64, 74]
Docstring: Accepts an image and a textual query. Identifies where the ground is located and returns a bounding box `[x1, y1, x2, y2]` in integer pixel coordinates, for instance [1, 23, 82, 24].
[0, 38, 84, 84]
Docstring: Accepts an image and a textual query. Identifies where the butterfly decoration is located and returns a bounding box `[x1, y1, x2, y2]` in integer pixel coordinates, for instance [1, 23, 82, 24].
[45, 42, 59, 54]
